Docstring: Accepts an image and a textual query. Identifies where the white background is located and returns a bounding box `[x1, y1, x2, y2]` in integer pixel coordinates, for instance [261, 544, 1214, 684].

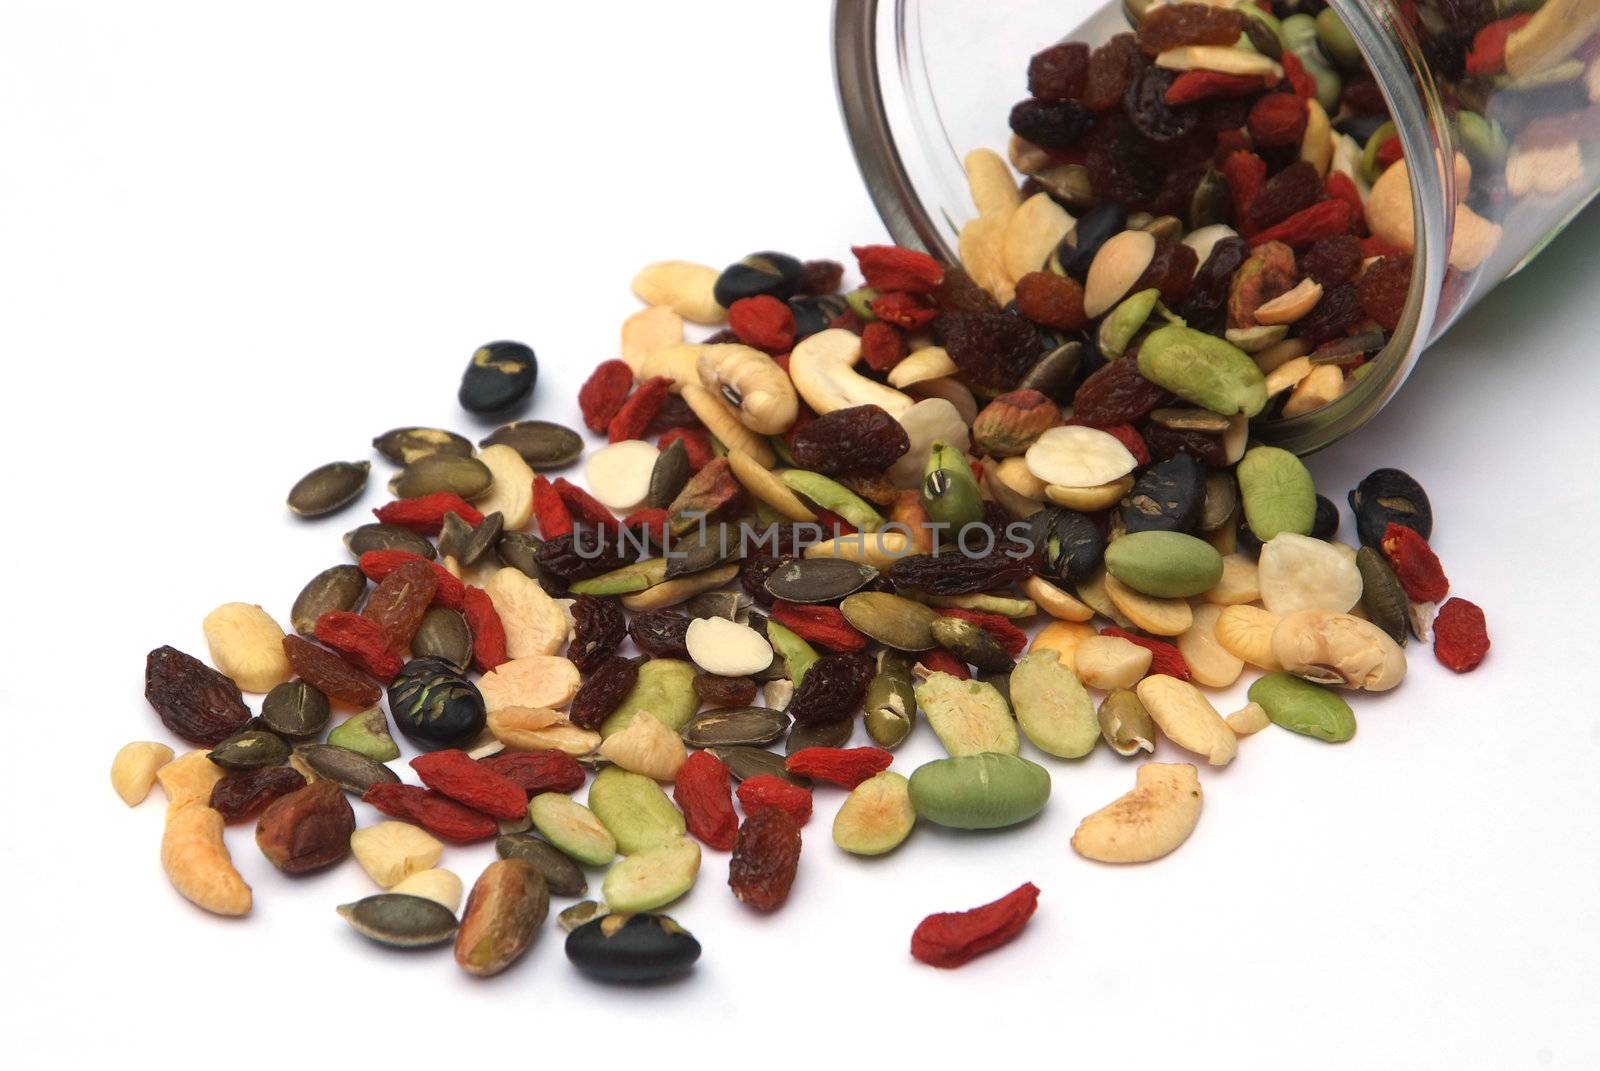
[2, 1, 1598, 1067]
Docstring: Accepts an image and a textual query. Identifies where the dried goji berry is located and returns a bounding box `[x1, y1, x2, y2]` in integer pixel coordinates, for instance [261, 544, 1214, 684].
[1013, 270, 1088, 331]
[618, 506, 668, 547]
[860, 320, 907, 372]
[1248, 199, 1357, 250]
[918, 647, 972, 680]
[674, 750, 739, 851]
[373, 493, 484, 535]
[1247, 93, 1307, 148]
[1380, 522, 1449, 603]
[1432, 597, 1489, 673]
[532, 474, 574, 539]
[552, 477, 620, 531]
[784, 747, 893, 789]
[851, 244, 944, 293]
[870, 290, 939, 330]
[938, 609, 1027, 658]
[361, 559, 437, 651]
[1100, 627, 1191, 681]
[658, 426, 713, 472]
[1281, 51, 1316, 101]
[1164, 69, 1267, 106]
[314, 610, 403, 681]
[825, 309, 865, 335]
[607, 375, 672, 444]
[410, 749, 526, 821]
[1212, 127, 1252, 161]
[728, 805, 802, 912]
[461, 585, 509, 673]
[577, 359, 635, 435]
[361, 782, 497, 843]
[727, 295, 796, 353]
[1465, 14, 1532, 76]
[1375, 134, 1404, 168]
[1323, 171, 1365, 221]
[356, 550, 465, 610]
[769, 600, 869, 653]
[479, 749, 585, 797]
[281, 635, 383, 707]
[1220, 150, 1267, 232]
[736, 774, 813, 826]
[910, 882, 1040, 969]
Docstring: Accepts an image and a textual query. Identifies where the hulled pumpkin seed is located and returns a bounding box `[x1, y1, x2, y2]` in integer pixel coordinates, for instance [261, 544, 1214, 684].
[344, 523, 437, 560]
[326, 706, 401, 762]
[495, 833, 587, 897]
[479, 420, 582, 469]
[601, 836, 701, 913]
[410, 606, 474, 669]
[864, 650, 917, 748]
[915, 673, 1019, 757]
[665, 523, 742, 579]
[208, 729, 290, 771]
[679, 707, 789, 748]
[290, 564, 368, 637]
[288, 461, 370, 518]
[1009, 650, 1098, 758]
[764, 621, 819, 687]
[372, 427, 473, 466]
[494, 531, 547, 581]
[294, 743, 400, 794]
[706, 745, 807, 785]
[841, 592, 939, 652]
[438, 510, 503, 566]
[389, 455, 493, 500]
[337, 893, 459, 948]
[648, 439, 692, 509]
[684, 591, 749, 622]
[529, 793, 617, 867]
[260, 681, 330, 741]
[1097, 688, 1157, 757]
[762, 557, 879, 604]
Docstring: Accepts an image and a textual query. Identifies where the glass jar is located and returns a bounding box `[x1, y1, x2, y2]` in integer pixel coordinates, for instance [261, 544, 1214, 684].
[834, 0, 1600, 452]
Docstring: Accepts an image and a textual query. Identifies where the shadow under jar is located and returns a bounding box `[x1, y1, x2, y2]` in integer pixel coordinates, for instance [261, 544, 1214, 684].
[835, 0, 1600, 453]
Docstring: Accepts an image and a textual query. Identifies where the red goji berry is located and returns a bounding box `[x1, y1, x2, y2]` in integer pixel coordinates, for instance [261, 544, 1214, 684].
[1248, 199, 1356, 250]
[658, 426, 712, 472]
[851, 244, 944, 293]
[1163, 69, 1267, 106]
[1380, 522, 1449, 603]
[461, 585, 508, 673]
[918, 647, 971, 680]
[1432, 597, 1489, 673]
[674, 750, 739, 851]
[478, 749, 585, 796]
[607, 375, 672, 444]
[727, 295, 796, 353]
[1213, 128, 1252, 163]
[812, 507, 858, 538]
[356, 550, 465, 610]
[1100, 627, 1191, 681]
[1465, 14, 1533, 77]
[373, 493, 484, 535]
[735, 774, 813, 826]
[1221, 151, 1267, 233]
[784, 747, 893, 789]
[313, 610, 403, 681]
[532, 474, 573, 539]
[281, 635, 383, 707]
[870, 290, 940, 330]
[938, 609, 1028, 658]
[410, 749, 526, 821]
[911, 882, 1041, 969]
[361, 558, 437, 650]
[1281, 51, 1316, 101]
[552, 477, 620, 531]
[361, 783, 497, 843]
[768, 600, 868, 653]
[1360, 235, 1409, 259]
[729, 806, 802, 912]
[860, 320, 908, 372]
[621, 506, 670, 546]
[827, 309, 866, 335]
[1247, 93, 1307, 148]
[1375, 134, 1404, 168]
[1324, 170, 1365, 219]
[577, 359, 634, 435]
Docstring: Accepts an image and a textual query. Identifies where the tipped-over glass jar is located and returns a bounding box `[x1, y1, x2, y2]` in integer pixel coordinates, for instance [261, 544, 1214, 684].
[835, 0, 1600, 452]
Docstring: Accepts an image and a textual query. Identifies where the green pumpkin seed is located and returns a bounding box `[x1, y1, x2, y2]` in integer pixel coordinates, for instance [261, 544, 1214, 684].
[344, 523, 437, 560]
[1104, 531, 1224, 598]
[389, 455, 493, 500]
[665, 523, 741, 579]
[1247, 672, 1357, 743]
[1098, 288, 1160, 360]
[337, 893, 459, 948]
[1237, 446, 1316, 542]
[288, 461, 370, 518]
[569, 557, 669, 597]
[1009, 650, 1098, 758]
[680, 707, 789, 748]
[845, 286, 879, 321]
[409, 606, 474, 670]
[684, 591, 748, 621]
[907, 753, 1051, 830]
[479, 420, 584, 470]
[648, 439, 691, 509]
[325, 706, 401, 762]
[294, 743, 400, 793]
[778, 470, 885, 532]
[494, 532, 547, 581]
[586, 768, 686, 855]
[864, 650, 917, 748]
[1189, 169, 1232, 229]
[558, 900, 610, 933]
[915, 673, 1018, 757]
[208, 730, 290, 771]
[260, 681, 330, 741]
[438, 510, 503, 566]
[601, 836, 700, 913]
[922, 593, 1038, 618]
[1097, 688, 1157, 757]
[372, 427, 473, 466]
[1018, 339, 1083, 400]
[290, 564, 367, 637]
[762, 558, 879, 603]
[528, 793, 617, 866]
[1138, 325, 1267, 418]
[841, 592, 939, 652]
[1315, 7, 1362, 70]
[495, 833, 587, 897]
[706, 745, 807, 785]
[1200, 472, 1239, 532]
[784, 716, 854, 754]
[921, 440, 984, 530]
[763, 620, 818, 687]
[1356, 547, 1408, 646]
[929, 617, 1014, 673]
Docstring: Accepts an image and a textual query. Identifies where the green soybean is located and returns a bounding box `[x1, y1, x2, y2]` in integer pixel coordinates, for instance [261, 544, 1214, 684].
[1248, 673, 1357, 743]
[1236, 446, 1316, 541]
[908, 753, 1050, 830]
[1103, 531, 1224, 599]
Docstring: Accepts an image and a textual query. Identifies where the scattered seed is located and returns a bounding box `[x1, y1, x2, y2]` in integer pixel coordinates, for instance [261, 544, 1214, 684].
[288, 461, 370, 518]
[372, 427, 473, 466]
[479, 420, 583, 469]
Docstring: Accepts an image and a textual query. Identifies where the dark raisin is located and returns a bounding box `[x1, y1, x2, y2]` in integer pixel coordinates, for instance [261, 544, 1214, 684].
[569, 656, 639, 731]
[1301, 234, 1364, 287]
[1071, 355, 1173, 426]
[210, 766, 307, 823]
[788, 405, 910, 476]
[1136, 3, 1245, 56]
[144, 646, 252, 746]
[1246, 161, 1323, 233]
[740, 553, 794, 608]
[535, 532, 634, 582]
[1419, 28, 1472, 82]
[1341, 74, 1388, 115]
[1008, 98, 1095, 151]
[936, 312, 1042, 395]
[1143, 423, 1229, 468]
[729, 806, 802, 912]
[1013, 271, 1088, 331]
[1085, 115, 1166, 211]
[629, 609, 693, 660]
[1311, 494, 1340, 541]
[1357, 254, 1412, 331]
[797, 259, 844, 296]
[1028, 41, 1091, 101]
[888, 546, 1039, 596]
[1130, 238, 1199, 307]
[643, 393, 700, 436]
[1123, 63, 1199, 145]
[785, 653, 874, 725]
[1084, 33, 1138, 112]
[1296, 282, 1364, 346]
[693, 673, 760, 709]
[567, 594, 626, 674]
[1179, 236, 1250, 332]
[931, 266, 1001, 314]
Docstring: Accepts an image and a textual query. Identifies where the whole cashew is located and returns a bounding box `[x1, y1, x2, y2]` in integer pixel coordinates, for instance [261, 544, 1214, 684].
[788, 329, 914, 417]
[1071, 762, 1203, 864]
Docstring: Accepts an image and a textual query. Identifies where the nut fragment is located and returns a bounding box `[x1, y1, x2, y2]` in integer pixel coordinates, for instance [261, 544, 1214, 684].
[1083, 230, 1156, 319]
[1270, 610, 1407, 691]
[1070, 762, 1203, 864]
[1258, 532, 1364, 616]
[598, 711, 689, 781]
[621, 305, 685, 374]
[1003, 191, 1076, 282]
[631, 260, 726, 325]
[1073, 635, 1153, 690]
[964, 147, 1022, 219]
[1202, 553, 1261, 605]
[389, 868, 464, 913]
[473, 444, 535, 529]
[1029, 619, 1097, 669]
[585, 440, 660, 511]
[1225, 701, 1271, 736]
[1155, 45, 1282, 79]
[1252, 277, 1323, 325]
[157, 749, 227, 812]
[1135, 675, 1237, 766]
[1022, 576, 1095, 622]
[202, 603, 293, 693]
[477, 656, 583, 713]
[351, 821, 445, 888]
[1025, 425, 1138, 488]
[1102, 573, 1193, 636]
[161, 805, 253, 916]
[887, 347, 958, 389]
[484, 566, 568, 658]
[488, 706, 602, 756]
[728, 449, 816, 522]
[1045, 476, 1136, 512]
[1214, 604, 1284, 670]
[111, 741, 174, 806]
[1281, 363, 1344, 417]
[1176, 603, 1246, 689]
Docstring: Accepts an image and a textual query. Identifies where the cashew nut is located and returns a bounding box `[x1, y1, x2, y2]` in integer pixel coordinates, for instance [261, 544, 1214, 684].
[1365, 156, 1500, 272]
[887, 346, 958, 389]
[111, 741, 174, 806]
[1070, 762, 1203, 864]
[161, 805, 252, 916]
[958, 210, 1016, 305]
[1253, 277, 1324, 325]
[620, 305, 684, 376]
[1135, 675, 1237, 766]
[1270, 609, 1407, 691]
[680, 383, 776, 467]
[1225, 701, 1271, 736]
[697, 344, 798, 435]
[788, 329, 914, 417]
[630, 260, 726, 325]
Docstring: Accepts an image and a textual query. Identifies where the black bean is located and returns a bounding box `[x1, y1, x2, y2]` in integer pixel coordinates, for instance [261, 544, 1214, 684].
[1121, 453, 1206, 534]
[1348, 468, 1432, 548]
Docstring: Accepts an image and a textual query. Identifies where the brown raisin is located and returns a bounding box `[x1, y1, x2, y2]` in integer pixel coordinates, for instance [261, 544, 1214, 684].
[797, 259, 844, 297]
[1143, 423, 1229, 468]
[693, 673, 760, 708]
[642, 392, 701, 437]
[785, 653, 874, 725]
[931, 266, 1002, 315]
[535, 532, 634, 583]
[1071, 355, 1173, 426]
[210, 765, 307, 823]
[1014, 272, 1088, 331]
[1341, 74, 1388, 115]
[1136, 3, 1245, 56]
[936, 312, 1042, 395]
[360, 559, 437, 651]
[568, 656, 639, 731]
[629, 609, 693, 660]
[788, 405, 910, 476]
[1296, 282, 1365, 346]
[567, 594, 626, 674]
[1246, 161, 1323, 233]
[1178, 236, 1250, 332]
[1028, 41, 1090, 101]
[1085, 115, 1166, 210]
[1301, 235, 1364, 288]
[1130, 238, 1199, 307]
[144, 645, 253, 746]
[1123, 63, 1199, 145]
[1357, 254, 1412, 331]
[728, 806, 802, 912]
[888, 547, 1040, 597]
[1084, 34, 1138, 112]
[1009, 98, 1095, 150]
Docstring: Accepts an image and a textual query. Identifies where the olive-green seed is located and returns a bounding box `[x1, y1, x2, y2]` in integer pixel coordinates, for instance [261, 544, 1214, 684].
[439, 510, 503, 566]
[325, 706, 402, 762]
[288, 461, 370, 518]
[338, 893, 459, 948]
[410, 606, 474, 670]
[683, 591, 748, 621]
[389, 455, 493, 501]
[290, 564, 368, 637]
[260, 681, 330, 741]
[864, 651, 917, 749]
[344, 523, 437, 560]
[1248, 673, 1357, 743]
[371, 427, 474, 466]
[208, 730, 290, 771]
[921, 441, 984, 530]
[784, 716, 853, 755]
[679, 707, 789, 748]
[763, 620, 818, 688]
[479, 420, 584, 470]
[841, 592, 940, 652]
[929, 617, 1014, 673]
[494, 532, 547, 581]
[1356, 546, 1409, 646]
[665, 523, 742, 579]
[1103, 531, 1224, 599]
[1200, 472, 1239, 532]
[496, 834, 588, 897]
[706, 745, 808, 785]
[762, 558, 879, 604]
[648, 439, 692, 510]
[1018, 340, 1083, 402]
[558, 900, 610, 933]
[294, 743, 400, 793]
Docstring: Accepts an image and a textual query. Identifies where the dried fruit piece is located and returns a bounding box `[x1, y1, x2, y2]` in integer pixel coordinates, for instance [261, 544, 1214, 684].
[1014, 271, 1088, 331]
[255, 780, 356, 874]
[373, 493, 484, 535]
[785, 747, 892, 789]
[938, 311, 1042, 395]
[569, 656, 641, 731]
[1380, 522, 1449, 603]
[785, 652, 874, 725]
[479, 749, 585, 797]
[411, 749, 527, 821]
[144, 646, 252, 746]
[1071, 355, 1172, 426]
[1028, 40, 1090, 101]
[362, 782, 498, 843]
[1357, 254, 1412, 330]
[736, 775, 814, 826]
[910, 882, 1040, 968]
[674, 750, 739, 851]
[362, 560, 437, 651]
[788, 404, 910, 476]
[888, 548, 1038, 597]
[315, 610, 403, 681]
[1433, 597, 1489, 673]
[209, 766, 306, 823]
[1137, 3, 1244, 56]
[728, 805, 803, 911]
[455, 858, 549, 977]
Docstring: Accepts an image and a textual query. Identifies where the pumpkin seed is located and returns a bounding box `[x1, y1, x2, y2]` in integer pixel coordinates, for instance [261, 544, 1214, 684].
[208, 729, 290, 771]
[495, 833, 587, 897]
[684, 591, 749, 621]
[389, 455, 493, 500]
[325, 706, 401, 761]
[929, 617, 1014, 673]
[288, 461, 370, 518]
[666, 523, 742, 579]
[864, 650, 917, 748]
[779, 470, 885, 532]
[1009, 650, 1098, 758]
[566, 912, 701, 983]
[840, 592, 939, 651]
[494, 532, 547, 580]
[648, 439, 692, 509]
[1200, 472, 1239, 532]
[479, 420, 582, 469]
[337, 893, 459, 948]
[763, 558, 879, 603]
[1097, 687, 1157, 757]
[1017, 339, 1084, 403]
[372, 427, 473, 466]
[680, 707, 789, 748]
[259, 681, 330, 741]
[706, 745, 807, 785]
[344, 523, 437, 560]
[410, 606, 474, 669]
[784, 716, 853, 754]
[438, 510, 503, 566]
[290, 564, 368, 637]
[558, 900, 609, 933]
[1150, 407, 1231, 433]
[763, 620, 818, 687]
[1355, 546, 1409, 645]
[294, 743, 400, 794]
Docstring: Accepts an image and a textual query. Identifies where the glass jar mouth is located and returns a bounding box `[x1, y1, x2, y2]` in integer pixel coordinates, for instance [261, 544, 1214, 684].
[833, 0, 1450, 455]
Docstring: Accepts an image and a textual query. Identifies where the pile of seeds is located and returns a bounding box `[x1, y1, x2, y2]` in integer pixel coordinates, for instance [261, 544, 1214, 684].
[116, 239, 1492, 977]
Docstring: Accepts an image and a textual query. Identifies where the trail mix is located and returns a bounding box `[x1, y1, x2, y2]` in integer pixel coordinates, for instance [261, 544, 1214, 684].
[119, 232, 1490, 979]
[979, 0, 1600, 420]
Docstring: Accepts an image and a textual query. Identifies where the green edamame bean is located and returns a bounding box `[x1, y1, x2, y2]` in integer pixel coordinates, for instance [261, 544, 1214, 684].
[1247, 672, 1356, 743]
[1103, 531, 1224, 599]
[908, 753, 1051, 829]
[1236, 446, 1316, 542]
